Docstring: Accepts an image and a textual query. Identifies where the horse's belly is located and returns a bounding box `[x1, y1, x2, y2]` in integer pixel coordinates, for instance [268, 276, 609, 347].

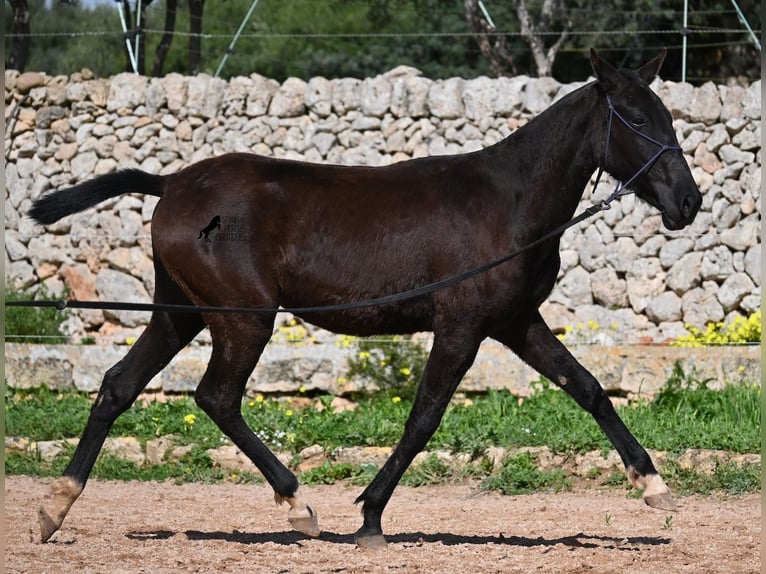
[290, 300, 434, 337]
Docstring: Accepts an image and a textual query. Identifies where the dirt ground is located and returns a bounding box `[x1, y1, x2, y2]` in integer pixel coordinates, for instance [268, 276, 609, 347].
[4, 476, 761, 574]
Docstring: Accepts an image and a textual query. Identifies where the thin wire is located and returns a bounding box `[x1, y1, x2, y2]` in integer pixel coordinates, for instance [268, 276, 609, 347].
[5, 27, 759, 39]
[3, 332, 759, 346]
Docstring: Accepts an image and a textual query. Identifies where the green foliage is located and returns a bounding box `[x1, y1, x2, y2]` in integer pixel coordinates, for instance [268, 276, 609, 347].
[661, 459, 762, 496]
[4, 284, 70, 344]
[433, 388, 605, 457]
[5, 369, 760, 495]
[5, 387, 90, 439]
[300, 461, 355, 485]
[401, 453, 454, 487]
[5, 451, 67, 477]
[5, 0, 759, 82]
[111, 396, 225, 448]
[6, 368, 760, 454]
[708, 461, 762, 495]
[7, 1, 130, 77]
[622, 362, 761, 454]
[672, 311, 761, 347]
[299, 461, 380, 486]
[346, 336, 428, 400]
[481, 452, 571, 495]
[242, 392, 412, 452]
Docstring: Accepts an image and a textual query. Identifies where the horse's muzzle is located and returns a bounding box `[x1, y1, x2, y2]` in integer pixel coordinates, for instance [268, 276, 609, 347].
[663, 189, 702, 230]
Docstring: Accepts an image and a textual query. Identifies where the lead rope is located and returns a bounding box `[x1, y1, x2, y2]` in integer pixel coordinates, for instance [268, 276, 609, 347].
[5, 195, 616, 316]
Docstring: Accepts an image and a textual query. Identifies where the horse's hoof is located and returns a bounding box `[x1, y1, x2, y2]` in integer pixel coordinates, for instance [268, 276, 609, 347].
[38, 505, 60, 543]
[356, 533, 388, 549]
[277, 488, 320, 537]
[644, 491, 677, 512]
[288, 510, 320, 537]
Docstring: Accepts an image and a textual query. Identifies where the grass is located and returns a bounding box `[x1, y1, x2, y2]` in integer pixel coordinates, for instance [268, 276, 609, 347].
[661, 458, 762, 496]
[4, 283, 71, 344]
[481, 452, 571, 495]
[4, 366, 761, 496]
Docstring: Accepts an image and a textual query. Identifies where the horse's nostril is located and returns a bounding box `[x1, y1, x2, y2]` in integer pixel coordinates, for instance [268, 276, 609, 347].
[681, 194, 696, 219]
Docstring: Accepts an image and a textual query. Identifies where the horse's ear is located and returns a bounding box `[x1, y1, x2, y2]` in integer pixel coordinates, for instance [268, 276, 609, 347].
[590, 48, 621, 94]
[636, 48, 667, 84]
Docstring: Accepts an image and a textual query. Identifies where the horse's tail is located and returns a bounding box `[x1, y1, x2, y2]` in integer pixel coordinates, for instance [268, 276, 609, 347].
[29, 169, 164, 225]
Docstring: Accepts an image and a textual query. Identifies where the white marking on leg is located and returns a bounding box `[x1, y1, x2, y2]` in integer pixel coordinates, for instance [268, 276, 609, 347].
[275, 487, 320, 537]
[38, 477, 84, 542]
[642, 473, 671, 498]
[626, 465, 643, 489]
[626, 466, 677, 511]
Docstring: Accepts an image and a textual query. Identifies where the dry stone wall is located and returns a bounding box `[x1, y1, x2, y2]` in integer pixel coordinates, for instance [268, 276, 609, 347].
[4, 68, 761, 345]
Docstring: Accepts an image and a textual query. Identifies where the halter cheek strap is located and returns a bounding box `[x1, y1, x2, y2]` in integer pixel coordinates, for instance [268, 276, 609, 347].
[593, 95, 683, 209]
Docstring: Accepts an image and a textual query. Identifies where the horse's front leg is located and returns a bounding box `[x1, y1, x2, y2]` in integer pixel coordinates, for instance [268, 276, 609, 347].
[354, 330, 482, 548]
[494, 311, 676, 511]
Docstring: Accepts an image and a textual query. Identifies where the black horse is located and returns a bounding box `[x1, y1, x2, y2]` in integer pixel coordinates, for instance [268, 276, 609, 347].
[29, 49, 700, 548]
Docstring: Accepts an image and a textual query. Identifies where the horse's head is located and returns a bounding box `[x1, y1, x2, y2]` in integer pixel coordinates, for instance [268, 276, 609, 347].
[590, 49, 702, 230]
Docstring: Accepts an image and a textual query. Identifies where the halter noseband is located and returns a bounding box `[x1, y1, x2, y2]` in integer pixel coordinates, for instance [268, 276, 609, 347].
[593, 94, 683, 208]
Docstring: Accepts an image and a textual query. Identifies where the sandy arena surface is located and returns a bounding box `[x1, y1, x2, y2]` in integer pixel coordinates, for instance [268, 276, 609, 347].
[4, 476, 761, 573]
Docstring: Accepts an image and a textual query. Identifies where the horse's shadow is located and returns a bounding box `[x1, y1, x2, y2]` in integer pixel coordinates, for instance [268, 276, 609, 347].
[126, 529, 670, 551]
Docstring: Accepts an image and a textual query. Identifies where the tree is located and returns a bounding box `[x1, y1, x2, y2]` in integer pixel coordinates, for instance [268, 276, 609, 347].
[514, 0, 571, 77]
[151, 0, 177, 76]
[464, 0, 518, 76]
[5, 0, 760, 84]
[7, 0, 31, 71]
[187, 0, 205, 74]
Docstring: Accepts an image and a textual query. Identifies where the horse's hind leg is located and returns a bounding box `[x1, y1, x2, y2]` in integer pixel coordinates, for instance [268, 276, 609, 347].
[37, 309, 204, 542]
[194, 318, 319, 537]
[494, 311, 675, 511]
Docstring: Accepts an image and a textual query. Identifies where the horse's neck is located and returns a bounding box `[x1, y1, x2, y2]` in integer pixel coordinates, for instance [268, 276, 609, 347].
[497, 83, 603, 216]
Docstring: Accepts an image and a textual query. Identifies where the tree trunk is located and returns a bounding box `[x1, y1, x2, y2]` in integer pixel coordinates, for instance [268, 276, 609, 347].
[514, 0, 571, 77]
[464, 0, 516, 77]
[135, 0, 154, 75]
[152, 0, 178, 76]
[7, 0, 31, 72]
[188, 0, 206, 75]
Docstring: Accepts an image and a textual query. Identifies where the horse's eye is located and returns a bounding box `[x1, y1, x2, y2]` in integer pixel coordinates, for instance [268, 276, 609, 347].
[632, 117, 646, 128]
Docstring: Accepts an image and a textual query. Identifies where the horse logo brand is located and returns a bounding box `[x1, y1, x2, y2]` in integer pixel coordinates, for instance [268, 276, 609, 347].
[198, 215, 221, 242]
[198, 215, 248, 242]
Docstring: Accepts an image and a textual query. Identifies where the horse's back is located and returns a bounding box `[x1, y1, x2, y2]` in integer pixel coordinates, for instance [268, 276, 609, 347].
[155, 151, 493, 248]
